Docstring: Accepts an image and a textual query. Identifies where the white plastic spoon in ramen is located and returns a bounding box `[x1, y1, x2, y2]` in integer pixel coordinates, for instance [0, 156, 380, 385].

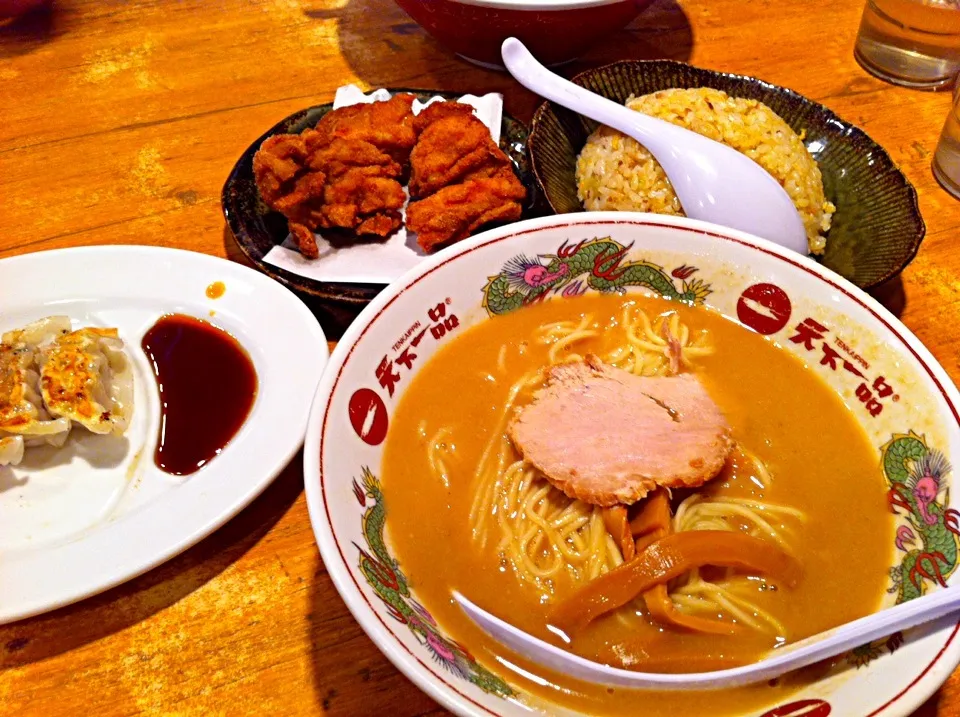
[500, 38, 810, 256]
[454, 586, 960, 690]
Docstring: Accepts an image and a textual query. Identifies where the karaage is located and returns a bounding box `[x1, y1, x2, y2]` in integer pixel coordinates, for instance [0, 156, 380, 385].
[252, 96, 416, 257]
[408, 102, 517, 199]
[319, 168, 405, 237]
[312, 93, 418, 165]
[251, 94, 526, 259]
[252, 134, 326, 258]
[406, 173, 525, 252]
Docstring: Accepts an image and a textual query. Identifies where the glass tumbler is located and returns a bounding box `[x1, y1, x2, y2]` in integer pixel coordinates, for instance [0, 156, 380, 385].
[855, 0, 960, 89]
[933, 81, 960, 197]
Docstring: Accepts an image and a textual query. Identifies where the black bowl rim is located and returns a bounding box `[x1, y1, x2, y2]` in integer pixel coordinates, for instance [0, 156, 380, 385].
[527, 59, 926, 290]
[221, 88, 534, 306]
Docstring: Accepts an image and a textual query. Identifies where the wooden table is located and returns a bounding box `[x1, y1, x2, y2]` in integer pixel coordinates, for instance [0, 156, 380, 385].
[1, 0, 959, 714]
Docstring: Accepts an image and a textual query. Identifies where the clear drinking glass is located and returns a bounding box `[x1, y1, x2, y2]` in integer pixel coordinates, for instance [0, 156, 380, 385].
[933, 81, 960, 196]
[855, 0, 960, 89]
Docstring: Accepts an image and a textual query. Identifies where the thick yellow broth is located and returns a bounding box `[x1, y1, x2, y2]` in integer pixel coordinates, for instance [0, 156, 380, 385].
[381, 294, 893, 715]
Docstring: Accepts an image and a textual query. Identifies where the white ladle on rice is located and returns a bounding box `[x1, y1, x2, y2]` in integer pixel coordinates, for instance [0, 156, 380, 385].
[454, 584, 960, 690]
[501, 38, 810, 256]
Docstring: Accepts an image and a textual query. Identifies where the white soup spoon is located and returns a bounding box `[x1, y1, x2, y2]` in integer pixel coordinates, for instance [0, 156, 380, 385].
[454, 584, 960, 690]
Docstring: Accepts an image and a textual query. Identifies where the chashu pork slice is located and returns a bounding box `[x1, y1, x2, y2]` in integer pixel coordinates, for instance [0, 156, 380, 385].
[508, 356, 734, 507]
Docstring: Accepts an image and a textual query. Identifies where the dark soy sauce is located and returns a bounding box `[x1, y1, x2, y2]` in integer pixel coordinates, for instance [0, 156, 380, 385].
[142, 314, 258, 476]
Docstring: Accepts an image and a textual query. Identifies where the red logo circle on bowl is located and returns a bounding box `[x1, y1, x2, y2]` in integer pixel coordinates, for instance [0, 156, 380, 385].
[348, 388, 388, 446]
[737, 283, 792, 335]
[760, 699, 831, 717]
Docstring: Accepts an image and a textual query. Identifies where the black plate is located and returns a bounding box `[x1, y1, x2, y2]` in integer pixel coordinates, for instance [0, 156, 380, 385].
[221, 89, 538, 335]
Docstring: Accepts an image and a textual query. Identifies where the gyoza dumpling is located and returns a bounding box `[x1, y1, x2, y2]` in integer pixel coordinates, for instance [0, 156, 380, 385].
[39, 327, 134, 436]
[0, 318, 73, 449]
[0, 436, 24, 466]
[2, 315, 72, 347]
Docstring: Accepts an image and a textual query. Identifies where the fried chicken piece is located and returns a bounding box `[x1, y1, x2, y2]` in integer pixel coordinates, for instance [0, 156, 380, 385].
[411, 100, 474, 134]
[312, 93, 418, 164]
[269, 171, 326, 219]
[288, 222, 320, 259]
[271, 169, 404, 258]
[408, 102, 516, 199]
[253, 125, 407, 258]
[318, 168, 405, 237]
[253, 134, 328, 258]
[252, 136, 322, 221]
[406, 101, 528, 250]
[307, 137, 402, 181]
[406, 172, 525, 252]
[252, 133, 311, 208]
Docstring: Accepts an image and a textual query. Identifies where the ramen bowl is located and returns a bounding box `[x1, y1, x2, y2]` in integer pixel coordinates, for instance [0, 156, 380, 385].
[304, 212, 960, 717]
[393, 0, 651, 69]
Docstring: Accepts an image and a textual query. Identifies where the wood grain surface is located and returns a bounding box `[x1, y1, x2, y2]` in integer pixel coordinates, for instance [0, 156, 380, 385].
[1, 0, 959, 714]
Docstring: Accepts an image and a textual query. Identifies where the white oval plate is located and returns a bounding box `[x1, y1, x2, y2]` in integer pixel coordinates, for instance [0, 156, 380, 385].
[0, 245, 328, 624]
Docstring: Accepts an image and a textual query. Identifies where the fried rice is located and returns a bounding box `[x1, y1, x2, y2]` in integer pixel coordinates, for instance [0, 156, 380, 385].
[575, 87, 835, 254]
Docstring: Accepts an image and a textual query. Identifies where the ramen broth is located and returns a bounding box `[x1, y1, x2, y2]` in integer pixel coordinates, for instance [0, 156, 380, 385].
[381, 294, 893, 715]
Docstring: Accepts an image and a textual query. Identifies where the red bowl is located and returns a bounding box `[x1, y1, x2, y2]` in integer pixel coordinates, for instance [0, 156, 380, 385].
[394, 0, 651, 68]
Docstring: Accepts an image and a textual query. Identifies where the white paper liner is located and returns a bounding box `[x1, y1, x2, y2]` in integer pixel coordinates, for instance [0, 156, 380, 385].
[262, 85, 504, 284]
